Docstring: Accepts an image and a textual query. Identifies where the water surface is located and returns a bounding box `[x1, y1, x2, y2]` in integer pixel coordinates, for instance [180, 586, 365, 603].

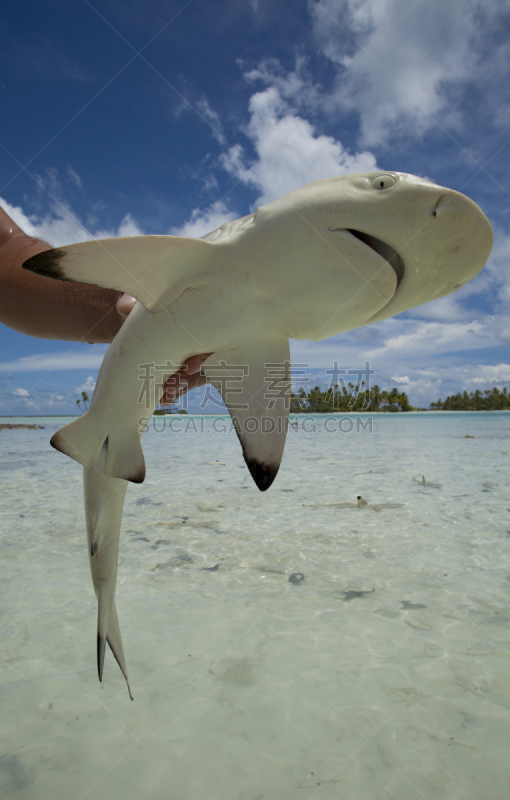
[1, 412, 509, 799]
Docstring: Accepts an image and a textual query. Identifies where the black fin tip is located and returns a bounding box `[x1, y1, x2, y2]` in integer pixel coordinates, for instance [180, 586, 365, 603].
[97, 633, 106, 682]
[245, 458, 279, 492]
[22, 249, 68, 280]
[129, 468, 146, 484]
[107, 636, 134, 700]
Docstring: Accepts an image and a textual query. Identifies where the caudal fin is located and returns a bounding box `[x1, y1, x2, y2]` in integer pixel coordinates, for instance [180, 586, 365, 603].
[51, 413, 145, 483]
[97, 585, 133, 700]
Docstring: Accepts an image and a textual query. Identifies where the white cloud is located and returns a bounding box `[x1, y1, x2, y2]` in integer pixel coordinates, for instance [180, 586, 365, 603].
[66, 166, 82, 188]
[289, 335, 510, 404]
[75, 376, 96, 394]
[461, 363, 510, 388]
[0, 350, 107, 373]
[0, 168, 144, 247]
[244, 57, 320, 109]
[220, 80, 377, 207]
[170, 200, 237, 238]
[363, 319, 495, 360]
[175, 95, 225, 144]
[12, 387, 29, 396]
[44, 394, 69, 407]
[195, 97, 225, 144]
[116, 213, 143, 238]
[407, 294, 471, 324]
[179, 71, 377, 233]
[391, 377, 443, 407]
[310, 0, 510, 147]
[485, 230, 510, 305]
[404, 363, 510, 404]
[290, 308, 510, 379]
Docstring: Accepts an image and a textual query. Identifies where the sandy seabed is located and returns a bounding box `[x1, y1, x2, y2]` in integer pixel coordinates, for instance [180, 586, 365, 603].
[0, 411, 509, 799]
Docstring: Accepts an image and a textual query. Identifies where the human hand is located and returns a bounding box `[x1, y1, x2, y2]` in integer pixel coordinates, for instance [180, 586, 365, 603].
[0, 205, 210, 400]
[0, 206, 126, 342]
[159, 352, 211, 405]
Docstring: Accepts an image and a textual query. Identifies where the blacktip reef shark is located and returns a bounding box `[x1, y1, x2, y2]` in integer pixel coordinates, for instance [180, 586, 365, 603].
[304, 495, 404, 511]
[413, 475, 442, 488]
[23, 171, 493, 697]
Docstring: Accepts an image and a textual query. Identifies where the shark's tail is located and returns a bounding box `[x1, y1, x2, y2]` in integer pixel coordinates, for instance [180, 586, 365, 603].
[85, 446, 132, 700]
[51, 411, 145, 483]
[97, 584, 133, 701]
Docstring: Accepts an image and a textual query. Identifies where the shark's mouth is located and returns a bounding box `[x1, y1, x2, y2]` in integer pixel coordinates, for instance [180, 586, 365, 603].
[343, 229, 405, 287]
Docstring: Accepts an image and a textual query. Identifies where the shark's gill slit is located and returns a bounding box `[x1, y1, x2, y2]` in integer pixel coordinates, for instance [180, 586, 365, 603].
[346, 230, 405, 287]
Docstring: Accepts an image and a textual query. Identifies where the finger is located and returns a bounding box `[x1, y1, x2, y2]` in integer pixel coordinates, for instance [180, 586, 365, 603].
[116, 293, 137, 319]
[159, 353, 212, 404]
[180, 352, 212, 376]
[174, 372, 208, 397]
[160, 371, 208, 404]
[0, 207, 25, 244]
[160, 372, 189, 404]
[160, 353, 211, 402]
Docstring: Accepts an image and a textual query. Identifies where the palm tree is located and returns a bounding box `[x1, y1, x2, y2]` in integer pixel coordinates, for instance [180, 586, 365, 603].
[76, 391, 89, 414]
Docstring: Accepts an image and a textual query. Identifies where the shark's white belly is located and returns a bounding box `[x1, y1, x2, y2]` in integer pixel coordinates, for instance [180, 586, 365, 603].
[90, 291, 255, 427]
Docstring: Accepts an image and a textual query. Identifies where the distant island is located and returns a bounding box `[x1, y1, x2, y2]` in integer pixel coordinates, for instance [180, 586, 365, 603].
[0, 423, 45, 430]
[290, 384, 411, 413]
[290, 384, 510, 413]
[2, 387, 509, 422]
[429, 386, 510, 411]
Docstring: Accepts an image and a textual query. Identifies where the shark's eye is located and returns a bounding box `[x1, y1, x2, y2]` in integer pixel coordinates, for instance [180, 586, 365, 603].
[371, 173, 397, 190]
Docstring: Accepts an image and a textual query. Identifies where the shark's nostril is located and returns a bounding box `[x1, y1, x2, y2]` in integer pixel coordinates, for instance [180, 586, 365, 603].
[432, 194, 446, 217]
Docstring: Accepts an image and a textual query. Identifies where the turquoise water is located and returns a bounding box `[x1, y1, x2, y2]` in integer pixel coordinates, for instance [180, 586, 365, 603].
[0, 412, 509, 799]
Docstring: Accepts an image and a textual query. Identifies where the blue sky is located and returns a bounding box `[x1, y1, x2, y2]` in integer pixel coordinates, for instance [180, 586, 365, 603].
[1, 0, 510, 415]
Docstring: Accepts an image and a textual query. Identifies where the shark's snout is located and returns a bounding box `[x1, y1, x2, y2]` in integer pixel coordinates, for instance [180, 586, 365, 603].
[366, 184, 493, 322]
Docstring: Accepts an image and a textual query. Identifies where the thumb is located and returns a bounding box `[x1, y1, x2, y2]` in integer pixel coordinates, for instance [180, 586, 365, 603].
[116, 293, 137, 319]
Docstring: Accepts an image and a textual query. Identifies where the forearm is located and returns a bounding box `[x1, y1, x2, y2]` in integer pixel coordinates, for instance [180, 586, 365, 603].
[0, 213, 123, 343]
[0, 206, 208, 399]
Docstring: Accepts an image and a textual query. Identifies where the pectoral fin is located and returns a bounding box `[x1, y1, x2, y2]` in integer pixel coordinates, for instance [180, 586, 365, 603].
[22, 235, 213, 311]
[202, 340, 291, 491]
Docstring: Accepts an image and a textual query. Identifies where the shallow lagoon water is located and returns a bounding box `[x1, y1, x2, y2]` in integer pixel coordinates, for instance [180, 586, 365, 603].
[0, 411, 509, 799]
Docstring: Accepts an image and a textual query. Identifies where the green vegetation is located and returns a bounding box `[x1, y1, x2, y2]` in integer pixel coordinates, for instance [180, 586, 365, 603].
[290, 383, 413, 413]
[153, 402, 188, 415]
[430, 387, 510, 411]
[289, 384, 510, 413]
[76, 391, 89, 414]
